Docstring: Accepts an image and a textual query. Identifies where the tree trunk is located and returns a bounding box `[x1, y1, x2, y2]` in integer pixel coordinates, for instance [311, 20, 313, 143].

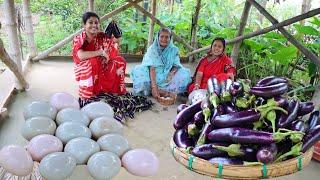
[231, 1, 251, 67]
[0, 38, 28, 90]
[22, 0, 37, 57]
[189, 0, 201, 62]
[147, 0, 157, 47]
[248, 0, 320, 67]
[88, 0, 94, 12]
[170, 0, 174, 14]
[3, 0, 23, 71]
[300, 0, 312, 25]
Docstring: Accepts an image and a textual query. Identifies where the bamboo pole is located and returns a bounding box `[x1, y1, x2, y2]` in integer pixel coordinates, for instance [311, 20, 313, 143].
[248, 0, 320, 67]
[0, 38, 29, 90]
[22, 0, 37, 57]
[32, 0, 143, 61]
[147, 0, 157, 47]
[186, 8, 320, 57]
[300, 0, 312, 26]
[189, 0, 201, 62]
[88, 0, 94, 12]
[3, 0, 23, 71]
[231, 1, 251, 67]
[129, 0, 195, 51]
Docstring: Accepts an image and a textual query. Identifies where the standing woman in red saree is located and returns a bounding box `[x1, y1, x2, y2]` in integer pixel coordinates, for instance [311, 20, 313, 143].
[188, 37, 236, 93]
[72, 12, 126, 99]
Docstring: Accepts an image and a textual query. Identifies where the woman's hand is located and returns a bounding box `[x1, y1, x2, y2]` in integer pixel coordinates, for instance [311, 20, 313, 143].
[116, 66, 124, 76]
[151, 85, 159, 98]
[193, 83, 200, 91]
[99, 48, 109, 61]
[166, 72, 174, 82]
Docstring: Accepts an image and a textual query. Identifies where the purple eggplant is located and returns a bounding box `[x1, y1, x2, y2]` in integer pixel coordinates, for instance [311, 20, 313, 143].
[278, 100, 299, 128]
[255, 97, 266, 106]
[229, 81, 244, 97]
[191, 143, 228, 160]
[193, 111, 205, 128]
[177, 104, 188, 114]
[207, 77, 220, 107]
[302, 125, 320, 152]
[207, 127, 297, 145]
[297, 102, 314, 116]
[256, 143, 277, 164]
[291, 120, 309, 133]
[308, 110, 320, 130]
[212, 144, 257, 162]
[201, 97, 211, 110]
[274, 96, 288, 107]
[208, 157, 244, 165]
[223, 102, 238, 114]
[217, 104, 225, 115]
[173, 129, 194, 148]
[250, 83, 288, 98]
[256, 76, 288, 87]
[211, 109, 260, 128]
[174, 100, 202, 130]
[275, 142, 302, 162]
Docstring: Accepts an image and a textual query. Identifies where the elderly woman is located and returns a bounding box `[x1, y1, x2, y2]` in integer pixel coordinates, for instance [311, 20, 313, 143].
[188, 37, 236, 93]
[72, 12, 126, 99]
[130, 28, 191, 97]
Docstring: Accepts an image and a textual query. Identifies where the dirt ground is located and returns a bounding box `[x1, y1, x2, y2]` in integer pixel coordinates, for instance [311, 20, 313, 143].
[0, 60, 320, 180]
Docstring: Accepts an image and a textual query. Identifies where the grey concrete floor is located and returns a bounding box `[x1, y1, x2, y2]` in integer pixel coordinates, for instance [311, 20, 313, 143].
[0, 60, 319, 180]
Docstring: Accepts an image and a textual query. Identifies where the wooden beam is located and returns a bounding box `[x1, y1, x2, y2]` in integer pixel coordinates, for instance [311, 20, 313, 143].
[22, 0, 37, 57]
[248, 0, 320, 67]
[0, 38, 29, 90]
[3, 0, 23, 71]
[186, 8, 320, 57]
[147, 0, 157, 47]
[129, 0, 195, 51]
[231, 1, 251, 67]
[32, 0, 143, 61]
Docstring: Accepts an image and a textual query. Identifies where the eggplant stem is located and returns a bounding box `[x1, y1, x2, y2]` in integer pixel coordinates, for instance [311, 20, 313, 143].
[212, 144, 245, 157]
[274, 142, 302, 163]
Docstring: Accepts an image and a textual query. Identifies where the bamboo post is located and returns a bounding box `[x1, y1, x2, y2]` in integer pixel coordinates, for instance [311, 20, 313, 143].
[231, 1, 251, 67]
[0, 38, 29, 90]
[300, 0, 312, 26]
[189, 0, 201, 62]
[32, 0, 143, 61]
[129, 0, 195, 51]
[186, 8, 320, 57]
[248, 0, 320, 67]
[258, 0, 267, 25]
[147, 0, 157, 47]
[88, 0, 94, 12]
[3, 0, 23, 71]
[22, 0, 37, 57]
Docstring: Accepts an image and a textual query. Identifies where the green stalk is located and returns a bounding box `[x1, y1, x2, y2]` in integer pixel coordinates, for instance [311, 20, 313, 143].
[209, 94, 220, 108]
[187, 123, 199, 137]
[212, 144, 245, 156]
[196, 108, 212, 146]
[274, 142, 302, 163]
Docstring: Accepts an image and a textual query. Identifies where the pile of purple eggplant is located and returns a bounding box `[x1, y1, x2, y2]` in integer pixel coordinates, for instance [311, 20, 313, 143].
[173, 76, 320, 165]
[79, 93, 153, 123]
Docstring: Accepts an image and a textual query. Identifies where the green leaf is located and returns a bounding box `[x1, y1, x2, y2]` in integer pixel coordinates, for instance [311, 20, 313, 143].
[310, 17, 320, 27]
[243, 39, 265, 51]
[293, 24, 320, 36]
[263, 32, 285, 39]
[269, 45, 297, 65]
[308, 62, 318, 77]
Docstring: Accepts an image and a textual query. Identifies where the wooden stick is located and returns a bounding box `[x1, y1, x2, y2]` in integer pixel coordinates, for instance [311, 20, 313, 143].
[186, 7, 320, 57]
[231, 1, 251, 67]
[0, 38, 28, 90]
[147, 0, 157, 47]
[3, 0, 23, 71]
[32, 0, 143, 61]
[22, 0, 37, 57]
[129, 0, 195, 51]
[189, 0, 201, 62]
[88, 0, 94, 12]
[248, 0, 320, 66]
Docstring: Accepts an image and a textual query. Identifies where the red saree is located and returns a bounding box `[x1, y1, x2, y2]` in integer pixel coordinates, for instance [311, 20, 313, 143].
[188, 54, 236, 93]
[72, 31, 126, 99]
